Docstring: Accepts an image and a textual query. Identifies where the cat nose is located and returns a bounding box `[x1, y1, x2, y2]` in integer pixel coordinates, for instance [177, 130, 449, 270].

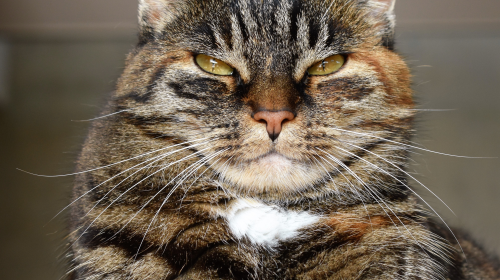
[253, 110, 295, 141]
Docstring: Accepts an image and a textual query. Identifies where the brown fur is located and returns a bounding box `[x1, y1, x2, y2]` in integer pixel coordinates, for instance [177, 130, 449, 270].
[68, 0, 500, 279]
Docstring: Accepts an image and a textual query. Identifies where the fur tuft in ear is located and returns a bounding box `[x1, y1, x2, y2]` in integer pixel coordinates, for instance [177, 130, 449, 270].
[372, 0, 396, 14]
[367, 0, 396, 49]
[138, 0, 181, 35]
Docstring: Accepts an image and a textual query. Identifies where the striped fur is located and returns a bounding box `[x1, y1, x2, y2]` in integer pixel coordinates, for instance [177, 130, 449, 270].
[68, 0, 500, 279]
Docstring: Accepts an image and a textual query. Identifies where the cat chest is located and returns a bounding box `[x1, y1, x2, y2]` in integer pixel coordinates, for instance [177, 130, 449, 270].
[220, 199, 321, 248]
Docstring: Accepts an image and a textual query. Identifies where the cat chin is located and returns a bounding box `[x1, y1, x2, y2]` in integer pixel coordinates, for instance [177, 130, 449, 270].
[217, 152, 325, 195]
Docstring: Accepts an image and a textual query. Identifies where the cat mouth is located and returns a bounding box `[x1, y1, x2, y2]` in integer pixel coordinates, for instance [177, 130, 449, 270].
[252, 151, 294, 168]
[213, 148, 327, 195]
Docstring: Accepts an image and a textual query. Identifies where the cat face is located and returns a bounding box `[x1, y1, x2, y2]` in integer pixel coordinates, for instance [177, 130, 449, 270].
[115, 0, 413, 199]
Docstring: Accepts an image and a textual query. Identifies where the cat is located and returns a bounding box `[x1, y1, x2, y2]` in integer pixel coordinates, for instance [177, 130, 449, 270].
[68, 0, 500, 279]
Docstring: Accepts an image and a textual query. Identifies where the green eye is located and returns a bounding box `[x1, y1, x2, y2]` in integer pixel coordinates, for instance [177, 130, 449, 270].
[307, 54, 345, 76]
[195, 54, 234, 76]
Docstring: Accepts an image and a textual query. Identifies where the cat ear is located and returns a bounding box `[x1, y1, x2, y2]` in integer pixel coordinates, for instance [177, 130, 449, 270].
[371, 0, 396, 15]
[369, 0, 396, 27]
[368, 0, 396, 48]
[138, 0, 181, 33]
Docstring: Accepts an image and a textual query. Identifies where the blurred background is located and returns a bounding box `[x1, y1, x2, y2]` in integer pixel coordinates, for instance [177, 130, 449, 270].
[0, 0, 499, 279]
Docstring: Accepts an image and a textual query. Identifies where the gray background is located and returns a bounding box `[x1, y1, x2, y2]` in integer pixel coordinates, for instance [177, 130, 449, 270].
[0, 1, 499, 279]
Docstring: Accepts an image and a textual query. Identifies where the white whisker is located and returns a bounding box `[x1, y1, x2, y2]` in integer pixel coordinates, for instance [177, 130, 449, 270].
[179, 150, 229, 206]
[211, 156, 235, 197]
[133, 149, 227, 258]
[312, 153, 373, 225]
[317, 148, 430, 256]
[70, 141, 217, 248]
[71, 109, 130, 122]
[54, 139, 217, 231]
[330, 127, 493, 159]
[48, 151, 170, 224]
[18, 136, 213, 178]
[335, 141, 464, 255]
[112, 149, 226, 240]
[409, 109, 456, 112]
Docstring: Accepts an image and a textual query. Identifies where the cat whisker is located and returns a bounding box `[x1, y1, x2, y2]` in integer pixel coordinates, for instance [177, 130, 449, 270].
[82, 154, 171, 218]
[160, 151, 229, 250]
[330, 127, 493, 159]
[56, 138, 217, 224]
[49, 150, 173, 224]
[310, 155, 340, 194]
[134, 150, 226, 258]
[18, 136, 213, 178]
[179, 150, 229, 207]
[335, 141, 465, 255]
[147, 127, 216, 141]
[71, 109, 130, 122]
[312, 151, 373, 225]
[339, 141, 454, 215]
[169, 149, 228, 203]
[317, 149, 399, 224]
[110, 148, 225, 241]
[211, 156, 235, 198]
[319, 153, 394, 227]
[312, 154, 347, 199]
[214, 155, 235, 189]
[171, 129, 215, 139]
[409, 109, 457, 112]
[318, 148, 432, 258]
[79, 139, 216, 220]
[85, 143, 215, 219]
[318, 151, 416, 236]
[70, 141, 217, 248]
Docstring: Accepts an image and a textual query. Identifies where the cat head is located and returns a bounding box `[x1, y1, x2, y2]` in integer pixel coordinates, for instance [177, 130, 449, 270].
[138, 0, 397, 40]
[115, 0, 412, 201]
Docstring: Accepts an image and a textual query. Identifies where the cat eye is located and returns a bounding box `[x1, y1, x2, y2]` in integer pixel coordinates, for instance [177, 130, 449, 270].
[195, 54, 234, 76]
[307, 54, 345, 76]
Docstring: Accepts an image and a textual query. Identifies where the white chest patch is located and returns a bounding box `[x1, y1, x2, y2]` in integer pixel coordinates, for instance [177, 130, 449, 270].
[222, 199, 321, 248]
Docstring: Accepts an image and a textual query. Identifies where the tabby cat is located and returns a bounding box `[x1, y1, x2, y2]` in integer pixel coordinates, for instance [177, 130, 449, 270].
[68, 0, 500, 279]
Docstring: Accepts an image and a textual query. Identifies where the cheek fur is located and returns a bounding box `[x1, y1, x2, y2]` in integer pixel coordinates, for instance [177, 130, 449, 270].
[68, 1, 486, 279]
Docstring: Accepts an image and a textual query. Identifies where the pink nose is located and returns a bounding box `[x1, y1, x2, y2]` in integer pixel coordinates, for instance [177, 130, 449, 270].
[253, 110, 295, 141]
